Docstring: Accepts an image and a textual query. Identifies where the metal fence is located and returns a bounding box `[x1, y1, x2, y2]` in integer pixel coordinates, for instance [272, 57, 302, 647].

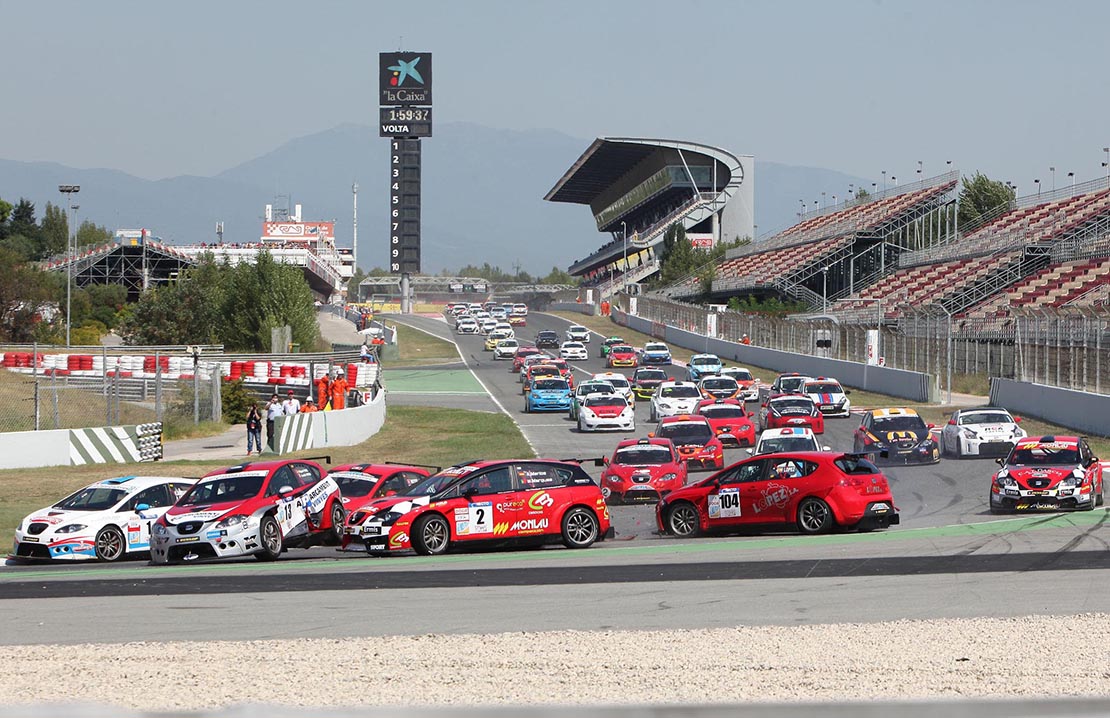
[626, 295, 1110, 399]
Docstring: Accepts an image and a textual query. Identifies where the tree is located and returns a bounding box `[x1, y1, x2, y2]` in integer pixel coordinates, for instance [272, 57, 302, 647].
[957, 172, 1015, 230]
[40, 202, 69, 259]
[658, 223, 698, 285]
[348, 266, 367, 302]
[539, 266, 577, 285]
[75, 219, 113, 249]
[0, 248, 57, 342]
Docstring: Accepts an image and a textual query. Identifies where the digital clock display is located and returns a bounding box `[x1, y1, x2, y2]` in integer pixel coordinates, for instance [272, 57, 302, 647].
[379, 107, 432, 138]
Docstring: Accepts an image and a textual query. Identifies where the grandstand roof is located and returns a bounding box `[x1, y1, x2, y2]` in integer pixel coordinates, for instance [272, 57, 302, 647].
[545, 137, 742, 205]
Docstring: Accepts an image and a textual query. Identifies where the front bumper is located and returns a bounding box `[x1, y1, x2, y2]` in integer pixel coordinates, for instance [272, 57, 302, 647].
[642, 355, 671, 365]
[816, 404, 851, 417]
[716, 429, 755, 447]
[528, 396, 573, 411]
[150, 522, 260, 564]
[11, 533, 98, 560]
[962, 438, 1018, 457]
[561, 351, 588, 361]
[868, 444, 941, 465]
[677, 451, 723, 470]
[609, 358, 637, 367]
[580, 416, 636, 431]
[991, 487, 1094, 511]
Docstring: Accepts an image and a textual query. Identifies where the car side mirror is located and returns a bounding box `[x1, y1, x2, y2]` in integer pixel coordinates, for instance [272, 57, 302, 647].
[384, 490, 397, 497]
[462, 486, 480, 498]
[135, 503, 151, 513]
[602, 457, 610, 465]
[947, 419, 957, 426]
[745, 448, 754, 455]
[1087, 457, 1099, 466]
[647, 432, 655, 438]
[278, 485, 295, 496]
[995, 457, 1006, 466]
[822, 446, 831, 452]
[1014, 416, 1023, 423]
[926, 423, 936, 430]
[761, 403, 767, 408]
[844, 390, 852, 395]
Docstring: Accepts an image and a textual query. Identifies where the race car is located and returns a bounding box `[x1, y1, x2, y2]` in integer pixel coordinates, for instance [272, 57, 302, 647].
[802, 377, 852, 418]
[600, 438, 688, 504]
[511, 345, 543, 372]
[695, 398, 756, 447]
[651, 414, 724, 470]
[328, 463, 434, 515]
[522, 363, 561, 393]
[509, 315, 527, 327]
[657, 452, 899, 537]
[485, 328, 514, 351]
[565, 325, 591, 343]
[989, 435, 1103, 513]
[577, 393, 636, 432]
[759, 395, 825, 434]
[698, 375, 742, 401]
[649, 380, 703, 422]
[11, 476, 196, 562]
[758, 372, 813, 403]
[346, 459, 612, 555]
[852, 408, 939, 465]
[591, 371, 633, 402]
[525, 377, 573, 413]
[455, 318, 479, 334]
[569, 380, 616, 420]
[940, 407, 1027, 458]
[479, 319, 499, 335]
[599, 336, 625, 358]
[519, 354, 555, 382]
[719, 367, 760, 402]
[511, 303, 529, 317]
[539, 357, 574, 385]
[150, 459, 344, 564]
[494, 338, 519, 360]
[631, 367, 669, 400]
[640, 342, 672, 365]
[607, 344, 639, 368]
[560, 341, 589, 361]
[750, 427, 830, 455]
[535, 330, 560, 349]
[686, 354, 723, 382]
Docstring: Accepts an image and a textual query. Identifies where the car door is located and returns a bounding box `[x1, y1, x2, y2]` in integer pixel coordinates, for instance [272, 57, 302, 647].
[120, 483, 173, 550]
[705, 459, 768, 529]
[753, 458, 816, 523]
[855, 414, 871, 451]
[453, 466, 519, 542]
[266, 466, 308, 538]
[510, 463, 566, 536]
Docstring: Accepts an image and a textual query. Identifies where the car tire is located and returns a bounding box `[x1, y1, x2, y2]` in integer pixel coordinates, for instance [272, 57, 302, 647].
[666, 502, 701, 538]
[524, 401, 531, 413]
[94, 525, 125, 562]
[796, 497, 834, 535]
[324, 501, 346, 546]
[561, 507, 599, 549]
[577, 417, 585, 432]
[649, 406, 657, 422]
[255, 515, 283, 561]
[988, 496, 1006, 515]
[412, 514, 451, 556]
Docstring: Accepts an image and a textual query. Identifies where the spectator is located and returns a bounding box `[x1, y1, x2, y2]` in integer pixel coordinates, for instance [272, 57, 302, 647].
[330, 368, 349, 410]
[360, 342, 372, 363]
[265, 394, 284, 450]
[316, 372, 331, 410]
[245, 403, 263, 456]
[282, 389, 301, 415]
[741, 334, 751, 345]
[301, 397, 319, 413]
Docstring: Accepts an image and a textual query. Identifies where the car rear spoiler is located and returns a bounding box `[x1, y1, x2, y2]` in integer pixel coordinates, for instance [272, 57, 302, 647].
[385, 460, 443, 472]
[558, 456, 607, 467]
[303, 455, 333, 465]
[843, 450, 890, 460]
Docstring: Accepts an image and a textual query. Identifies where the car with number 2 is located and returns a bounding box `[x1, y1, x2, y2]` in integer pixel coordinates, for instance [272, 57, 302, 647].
[11, 476, 196, 562]
[348, 459, 613, 555]
[150, 460, 344, 564]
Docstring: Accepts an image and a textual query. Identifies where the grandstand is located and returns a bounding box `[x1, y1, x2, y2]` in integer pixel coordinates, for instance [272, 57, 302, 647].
[665, 171, 959, 306]
[41, 231, 197, 300]
[546, 138, 753, 298]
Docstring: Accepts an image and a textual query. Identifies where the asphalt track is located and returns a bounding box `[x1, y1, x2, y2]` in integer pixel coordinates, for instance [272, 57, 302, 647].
[1, 310, 1107, 646]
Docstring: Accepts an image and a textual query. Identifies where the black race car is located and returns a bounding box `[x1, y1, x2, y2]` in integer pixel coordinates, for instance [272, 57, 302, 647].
[535, 330, 560, 349]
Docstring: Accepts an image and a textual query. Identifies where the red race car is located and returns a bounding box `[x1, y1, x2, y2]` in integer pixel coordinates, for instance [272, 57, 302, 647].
[345, 459, 613, 555]
[150, 459, 345, 564]
[607, 344, 639, 368]
[696, 398, 756, 447]
[600, 438, 688, 504]
[540, 357, 575, 388]
[989, 435, 1104, 513]
[758, 394, 825, 434]
[328, 463, 435, 548]
[511, 346, 542, 372]
[657, 452, 899, 537]
[651, 415, 724, 470]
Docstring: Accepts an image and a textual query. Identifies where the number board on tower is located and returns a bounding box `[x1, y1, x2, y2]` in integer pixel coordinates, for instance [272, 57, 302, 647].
[389, 139, 421, 274]
[379, 107, 432, 138]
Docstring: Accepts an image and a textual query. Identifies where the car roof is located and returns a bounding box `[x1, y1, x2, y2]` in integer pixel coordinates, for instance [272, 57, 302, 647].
[616, 436, 674, 449]
[659, 380, 697, 387]
[659, 414, 711, 425]
[869, 408, 920, 418]
[329, 463, 430, 475]
[691, 353, 720, 360]
[87, 475, 196, 492]
[759, 427, 817, 438]
[804, 377, 842, 385]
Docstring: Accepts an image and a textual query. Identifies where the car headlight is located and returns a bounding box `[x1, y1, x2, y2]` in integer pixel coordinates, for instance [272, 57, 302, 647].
[660, 472, 677, 482]
[961, 429, 977, 439]
[996, 473, 1016, 488]
[152, 523, 168, 536]
[659, 403, 671, 410]
[55, 523, 87, 534]
[215, 514, 248, 529]
[378, 511, 404, 526]
[605, 475, 622, 484]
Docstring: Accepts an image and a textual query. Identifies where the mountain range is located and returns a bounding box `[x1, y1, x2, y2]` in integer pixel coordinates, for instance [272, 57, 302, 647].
[0, 122, 870, 274]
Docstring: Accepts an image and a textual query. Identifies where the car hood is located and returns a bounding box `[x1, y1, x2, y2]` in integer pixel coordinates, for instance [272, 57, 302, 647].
[358, 495, 433, 521]
[807, 391, 846, 403]
[608, 464, 678, 481]
[531, 389, 570, 397]
[872, 430, 925, 445]
[584, 405, 627, 418]
[164, 500, 247, 524]
[1004, 466, 1075, 487]
[964, 423, 1021, 435]
[24, 507, 95, 529]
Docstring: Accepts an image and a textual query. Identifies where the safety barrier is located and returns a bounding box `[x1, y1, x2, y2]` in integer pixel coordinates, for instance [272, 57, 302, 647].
[272, 390, 387, 454]
[989, 378, 1110, 437]
[613, 310, 936, 403]
[547, 302, 596, 315]
[0, 422, 164, 470]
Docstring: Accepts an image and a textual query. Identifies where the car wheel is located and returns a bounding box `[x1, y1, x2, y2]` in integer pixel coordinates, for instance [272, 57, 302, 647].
[796, 497, 834, 535]
[577, 417, 585, 432]
[94, 525, 125, 562]
[649, 406, 657, 422]
[325, 501, 346, 546]
[412, 514, 451, 556]
[1097, 489, 1104, 507]
[561, 507, 599, 549]
[953, 439, 963, 459]
[666, 502, 701, 538]
[255, 515, 283, 560]
[988, 496, 1006, 515]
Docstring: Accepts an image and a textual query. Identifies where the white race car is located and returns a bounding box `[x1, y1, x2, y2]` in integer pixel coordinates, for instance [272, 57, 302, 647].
[719, 367, 760, 402]
[11, 476, 196, 562]
[749, 427, 830, 455]
[577, 393, 636, 432]
[560, 341, 588, 361]
[802, 377, 852, 417]
[494, 339, 519, 360]
[591, 372, 633, 402]
[566, 325, 591, 343]
[649, 381, 702, 422]
[940, 407, 1027, 458]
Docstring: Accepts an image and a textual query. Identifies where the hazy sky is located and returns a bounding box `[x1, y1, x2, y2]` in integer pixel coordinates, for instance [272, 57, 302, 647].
[4, 0, 1109, 194]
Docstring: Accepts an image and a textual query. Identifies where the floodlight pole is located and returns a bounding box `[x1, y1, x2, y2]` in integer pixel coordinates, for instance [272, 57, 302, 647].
[621, 221, 628, 295]
[58, 184, 80, 346]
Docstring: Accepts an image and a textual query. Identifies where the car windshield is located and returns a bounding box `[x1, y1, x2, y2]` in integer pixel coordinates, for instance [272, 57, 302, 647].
[725, 369, 753, 381]
[570, 326, 586, 333]
[872, 416, 927, 433]
[693, 357, 719, 366]
[179, 475, 265, 506]
[1007, 443, 1080, 466]
[538, 332, 556, 339]
[585, 395, 627, 408]
[579, 383, 614, 396]
[329, 472, 380, 497]
[779, 377, 807, 392]
[661, 385, 700, 398]
[530, 367, 558, 377]
[53, 486, 128, 511]
[605, 338, 623, 344]
[645, 344, 668, 352]
[960, 411, 1013, 425]
[533, 379, 568, 390]
[659, 422, 712, 442]
[760, 437, 818, 453]
[772, 398, 814, 412]
[611, 345, 634, 353]
[701, 406, 746, 419]
[637, 370, 668, 382]
[606, 377, 630, 389]
[410, 466, 480, 496]
[703, 378, 738, 390]
[517, 349, 540, 357]
[806, 383, 841, 394]
[563, 342, 583, 349]
[615, 446, 673, 465]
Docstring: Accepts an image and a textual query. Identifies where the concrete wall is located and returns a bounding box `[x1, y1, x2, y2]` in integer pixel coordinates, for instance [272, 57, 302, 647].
[0, 429, 71, 469]
[613, 310, 935, 403]
[273, 389, 388, 454]
[547, 302, 596, 315]
[989, 379, 1110, 437]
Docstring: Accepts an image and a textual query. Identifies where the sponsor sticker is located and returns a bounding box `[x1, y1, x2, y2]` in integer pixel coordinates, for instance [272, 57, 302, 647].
[388, 532, 408, 549]
[528, 492, 554, 511]
[176, 537, 199, 543]
[22, 537, 39, 543]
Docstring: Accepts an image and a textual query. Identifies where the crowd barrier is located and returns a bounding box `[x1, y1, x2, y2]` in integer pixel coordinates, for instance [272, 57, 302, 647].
[612, 310, 936, 403]
[0, 422, 164, 470]
[989, 379, 1110, 437]
[547, 302, 596, 315]
[273, 390, 387, 454]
